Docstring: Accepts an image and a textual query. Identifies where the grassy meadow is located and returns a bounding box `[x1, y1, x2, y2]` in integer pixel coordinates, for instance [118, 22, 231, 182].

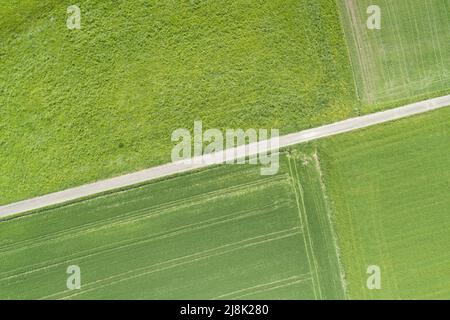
[0, 151, 344, 299]
[2, 0, 450, 301]
[0, 0, 357, 205]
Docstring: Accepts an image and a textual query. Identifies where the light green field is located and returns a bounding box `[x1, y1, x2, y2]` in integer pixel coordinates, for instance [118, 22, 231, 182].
[0, 0, 358, 205]
[3, 0, 450, 300]
[3, 107, 449, 300]
[0, 151, 344, 300]
[319, 107, 450, 299]
[338, 0, 450, 107]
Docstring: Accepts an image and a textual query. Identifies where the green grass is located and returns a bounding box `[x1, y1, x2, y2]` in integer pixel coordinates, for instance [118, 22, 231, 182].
[0, 0, 358, 205]
[318, 107, 450, 299]
[3, 107, 449, 300]
[3, 0, 449, 300]
[338, 0, 450, 108]
[0, 151, 344, 299]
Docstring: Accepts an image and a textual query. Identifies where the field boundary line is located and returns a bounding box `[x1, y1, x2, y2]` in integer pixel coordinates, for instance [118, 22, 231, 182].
[313, 150, 349, 299]
[337, 0, 365, 102]
[1, 95, 449, 218]
[287, 157, 323, 299]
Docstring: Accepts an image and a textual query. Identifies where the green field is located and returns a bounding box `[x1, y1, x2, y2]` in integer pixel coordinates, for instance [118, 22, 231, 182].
[0, 0, 358, 205]
[338, 0, 450, 107]
[319, 107, 450, 299]
[0, 150, 344, 299]
[2, 107, 449, 300]
[3, 0, 450, 301]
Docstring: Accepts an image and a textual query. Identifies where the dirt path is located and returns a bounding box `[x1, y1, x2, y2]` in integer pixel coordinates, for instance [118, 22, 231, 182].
[1, 94, 449, 218]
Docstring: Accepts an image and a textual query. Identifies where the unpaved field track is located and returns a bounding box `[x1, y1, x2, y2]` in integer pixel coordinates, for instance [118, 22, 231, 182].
[0, 153, 344, 299]
[1, 94, 449, 218]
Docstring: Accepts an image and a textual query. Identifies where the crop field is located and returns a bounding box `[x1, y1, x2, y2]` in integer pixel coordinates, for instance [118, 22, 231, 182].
[318, 107, 450, 299]
[2, 107, 449, 300]
[0, 0, 358, 205]
[3, 0, 450, 302]
[0, 150, 344, 299]
[338, 0, 450, 107]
